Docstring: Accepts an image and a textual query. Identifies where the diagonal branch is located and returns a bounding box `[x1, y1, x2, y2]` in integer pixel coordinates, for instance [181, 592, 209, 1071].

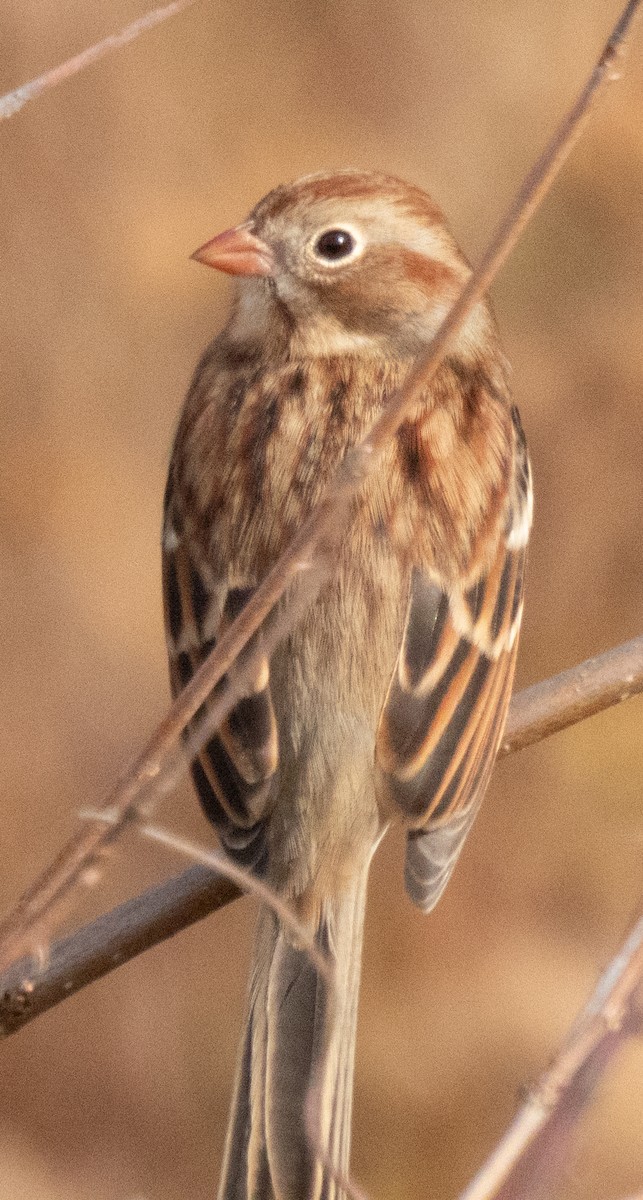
[0, 0, 200, 122]
[457, 908, 643, 1200]
[1, 634, 641, 1038]
[0, 864, 231, 1038]
[0, 0, 639, 979]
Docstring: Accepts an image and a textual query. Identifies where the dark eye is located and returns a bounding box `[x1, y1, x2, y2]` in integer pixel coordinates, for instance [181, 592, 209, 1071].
[314, 228, 356, 261]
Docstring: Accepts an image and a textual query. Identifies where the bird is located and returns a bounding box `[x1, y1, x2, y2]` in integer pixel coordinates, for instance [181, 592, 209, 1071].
[162, 169, 532, 1200]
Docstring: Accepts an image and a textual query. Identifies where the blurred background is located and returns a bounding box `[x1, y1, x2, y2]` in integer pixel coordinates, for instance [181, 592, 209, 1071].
[0, 1, 641, 1197]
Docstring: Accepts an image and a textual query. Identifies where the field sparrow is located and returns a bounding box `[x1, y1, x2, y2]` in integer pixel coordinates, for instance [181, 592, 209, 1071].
[163, 170, 532, 1200]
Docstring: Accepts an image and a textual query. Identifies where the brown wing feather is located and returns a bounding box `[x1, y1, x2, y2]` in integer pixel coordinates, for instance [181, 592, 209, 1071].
[376, 414, 531, 912]
[162, 482, 278, 870]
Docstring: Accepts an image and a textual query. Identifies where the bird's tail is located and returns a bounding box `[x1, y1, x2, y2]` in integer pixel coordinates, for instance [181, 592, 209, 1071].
[218, 866, 370, 1200]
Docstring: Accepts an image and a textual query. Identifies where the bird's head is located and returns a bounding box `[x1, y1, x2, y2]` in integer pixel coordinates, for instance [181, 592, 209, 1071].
[192, 170, 491, 360]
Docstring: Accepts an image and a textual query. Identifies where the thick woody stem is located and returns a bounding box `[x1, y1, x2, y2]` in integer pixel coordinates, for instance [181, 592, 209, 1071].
[0, 0, 639, 977]
[1, 634, 641, 1037]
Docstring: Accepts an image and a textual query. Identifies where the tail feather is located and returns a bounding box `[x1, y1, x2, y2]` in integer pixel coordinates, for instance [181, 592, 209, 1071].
[216, 1014, 254, 1200]
[324, 869, 369, 1193]
[218, 869, 369, 1200]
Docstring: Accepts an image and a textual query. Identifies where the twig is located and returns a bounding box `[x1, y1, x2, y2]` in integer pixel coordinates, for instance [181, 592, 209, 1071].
[303, 1089, 369, 1200]
[140, 822, 364, 1200]
[0, 0, 639, 978]
[1, 635, 641, 1037]
[304, 1082, 372, 1200]
[136, 822, 331, 979]
[500, 633, 643, 755]
[0, 865, 237, 1037]
[138, 823, 369, 1200]
[0, 564, 324, 975]
[0, 0, 199, 122]
[457, 910, 643, 1200]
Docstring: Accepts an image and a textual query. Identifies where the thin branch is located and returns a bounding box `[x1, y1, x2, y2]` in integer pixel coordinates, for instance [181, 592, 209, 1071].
[1, 635, 641, 1037]
[138, 824, 368, 1200]
[457, 909, 643, 1200]
[500, 633, 643, 755]
[0, 565, 324, 975]
[305, 1080, 372, 1200]
[0, 0, 639, 978]
[135, 822, 331, 980]
[0, 865, 237, 1037]
[476, 1023, 640, 1200]
[0, 0, 199, 122]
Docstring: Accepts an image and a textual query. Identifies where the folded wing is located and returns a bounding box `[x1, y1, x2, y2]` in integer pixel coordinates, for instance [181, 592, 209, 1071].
[376, 415, 532, 911]
[162, 482, 278, 873]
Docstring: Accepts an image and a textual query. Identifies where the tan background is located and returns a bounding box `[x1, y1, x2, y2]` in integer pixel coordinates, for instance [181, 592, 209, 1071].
[1, 2, 642, 1198]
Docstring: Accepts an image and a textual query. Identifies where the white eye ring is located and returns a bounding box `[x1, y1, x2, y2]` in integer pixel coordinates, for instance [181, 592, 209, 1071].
[308, 224, 365, 267]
